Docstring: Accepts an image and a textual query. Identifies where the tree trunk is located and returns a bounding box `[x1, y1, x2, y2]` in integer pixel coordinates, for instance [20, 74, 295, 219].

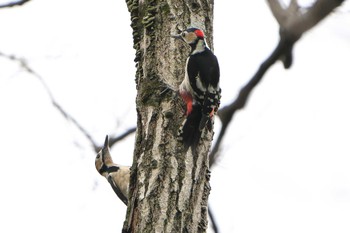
[122, 0, 215, 232]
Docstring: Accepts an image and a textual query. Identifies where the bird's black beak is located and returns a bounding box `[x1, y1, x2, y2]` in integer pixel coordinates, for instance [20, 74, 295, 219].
[104, 135, 109, 148]
[101, 135, 110, 163]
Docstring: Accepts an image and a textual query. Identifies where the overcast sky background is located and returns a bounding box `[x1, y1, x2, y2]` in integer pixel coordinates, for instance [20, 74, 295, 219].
[0, 0, 350, 232]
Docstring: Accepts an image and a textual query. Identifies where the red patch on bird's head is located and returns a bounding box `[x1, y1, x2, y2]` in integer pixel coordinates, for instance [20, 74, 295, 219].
[194, 29, 204, 39]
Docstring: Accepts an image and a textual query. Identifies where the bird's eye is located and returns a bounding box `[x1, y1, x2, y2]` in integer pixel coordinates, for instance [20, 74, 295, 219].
[182, 32, 186, 37]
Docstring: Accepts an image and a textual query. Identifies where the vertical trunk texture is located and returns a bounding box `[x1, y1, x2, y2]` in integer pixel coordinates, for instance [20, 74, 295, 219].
[123, 0, 214, 232]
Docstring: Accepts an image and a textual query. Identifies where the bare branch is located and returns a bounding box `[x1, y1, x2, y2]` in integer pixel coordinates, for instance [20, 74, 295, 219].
[209, 0, 346, 166]
[0, 0, 31, 9]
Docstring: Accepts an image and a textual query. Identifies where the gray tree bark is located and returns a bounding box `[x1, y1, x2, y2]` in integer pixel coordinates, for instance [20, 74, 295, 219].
[122, 0, 215, 232]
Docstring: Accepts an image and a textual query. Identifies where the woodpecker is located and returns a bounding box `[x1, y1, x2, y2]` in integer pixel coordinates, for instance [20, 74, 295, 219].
[95, 135, 130, 205]
[172, 27, 221, 148]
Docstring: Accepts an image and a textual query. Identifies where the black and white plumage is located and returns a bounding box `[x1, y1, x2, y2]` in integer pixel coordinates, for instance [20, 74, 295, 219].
[172, 27, 221, 148]
[95, 135, 130, 205]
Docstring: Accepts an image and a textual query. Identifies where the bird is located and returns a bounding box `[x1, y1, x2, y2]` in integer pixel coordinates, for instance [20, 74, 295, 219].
[95, 135, 130, 205]
[172, 27, 221, 148]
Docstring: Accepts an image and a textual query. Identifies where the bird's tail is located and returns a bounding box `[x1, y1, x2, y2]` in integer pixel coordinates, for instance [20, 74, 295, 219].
[179, 104, 202, 150]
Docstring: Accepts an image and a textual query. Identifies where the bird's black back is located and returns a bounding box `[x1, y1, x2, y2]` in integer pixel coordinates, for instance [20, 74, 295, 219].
[187, 47, 220, 99]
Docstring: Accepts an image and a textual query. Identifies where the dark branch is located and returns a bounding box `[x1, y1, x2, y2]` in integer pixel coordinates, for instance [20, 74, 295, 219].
[209, 39, 285, 166]
[0, 0, 31, 9]
[209, 0, 346, 166]
[109, 127, 136, 148]
[208, 206, 219, 233]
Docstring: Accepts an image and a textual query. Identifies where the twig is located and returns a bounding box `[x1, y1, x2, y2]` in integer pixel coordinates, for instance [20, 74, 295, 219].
[1, 51, 137, 153]
[0, 51, 99, 151]
[0, 0, 31, 9]
[109, 127, 136, 148]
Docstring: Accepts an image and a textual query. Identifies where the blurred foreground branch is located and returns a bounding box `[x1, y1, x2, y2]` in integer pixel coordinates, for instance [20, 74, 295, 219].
[209, 0, 346, 166]
[0, 0, 31, 8]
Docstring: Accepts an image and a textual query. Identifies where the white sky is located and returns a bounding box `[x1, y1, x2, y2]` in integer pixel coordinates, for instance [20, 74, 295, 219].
[0, 0, 350, 233]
